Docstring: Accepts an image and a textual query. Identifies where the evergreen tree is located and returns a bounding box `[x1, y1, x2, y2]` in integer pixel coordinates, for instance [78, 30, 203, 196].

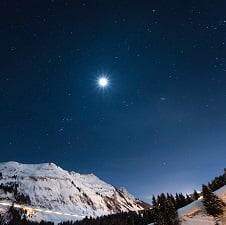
[202, 184, 224, 217]
[223, 168, 226, 182]
[152, 196, 157, 209]
[193, 190, 199, 200]
[167, 193, 176, 208]
[152, 194, 179, 225]
[185, 194, 192, 205]
[175, 193, 187, 209]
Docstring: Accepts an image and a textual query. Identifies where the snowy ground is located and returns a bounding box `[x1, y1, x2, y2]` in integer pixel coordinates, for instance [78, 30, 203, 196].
[180, 215, 216, 225]
[178, 185, 226, 225]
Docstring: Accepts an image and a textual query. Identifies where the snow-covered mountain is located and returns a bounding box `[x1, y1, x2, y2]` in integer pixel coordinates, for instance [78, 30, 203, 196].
[0, 161, 146, 224]
[178, 185, 226, 225]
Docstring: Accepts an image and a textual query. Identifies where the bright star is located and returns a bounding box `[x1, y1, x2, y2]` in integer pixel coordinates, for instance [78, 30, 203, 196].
[98, 77, 108, 87]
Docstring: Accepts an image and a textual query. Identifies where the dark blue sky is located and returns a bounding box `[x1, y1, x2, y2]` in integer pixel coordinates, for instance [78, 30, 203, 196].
[1, 0, 226, 202]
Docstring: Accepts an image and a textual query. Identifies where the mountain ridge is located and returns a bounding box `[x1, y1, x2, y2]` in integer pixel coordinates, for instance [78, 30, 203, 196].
[0, 161, 147, 224]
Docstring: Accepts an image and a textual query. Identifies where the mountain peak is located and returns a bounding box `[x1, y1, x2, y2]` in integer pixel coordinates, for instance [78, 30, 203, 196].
[0, 161, 146, 224]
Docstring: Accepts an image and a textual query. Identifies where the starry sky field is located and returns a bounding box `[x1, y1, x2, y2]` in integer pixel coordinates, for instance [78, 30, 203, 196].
[1, 0, 226, 201]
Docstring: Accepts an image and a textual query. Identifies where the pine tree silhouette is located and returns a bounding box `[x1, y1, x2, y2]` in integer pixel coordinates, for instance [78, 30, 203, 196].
[202, 184, 224, 217]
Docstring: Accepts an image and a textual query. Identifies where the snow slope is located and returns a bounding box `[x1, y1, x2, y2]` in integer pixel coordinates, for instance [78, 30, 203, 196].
[178, 185, 226, 225]
[178, 199, 216, 225]
[0, 161, 145, 224]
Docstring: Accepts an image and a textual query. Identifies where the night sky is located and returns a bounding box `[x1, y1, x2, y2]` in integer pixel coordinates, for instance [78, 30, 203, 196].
[1, 0, 226, 202]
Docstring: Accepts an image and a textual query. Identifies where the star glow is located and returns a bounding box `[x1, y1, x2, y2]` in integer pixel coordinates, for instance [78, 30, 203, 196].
[98, 77, 108, 87]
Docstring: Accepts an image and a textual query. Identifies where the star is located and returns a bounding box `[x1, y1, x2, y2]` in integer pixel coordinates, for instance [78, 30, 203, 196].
[98, 77, 109, 88]
[160, 97, 166, 101]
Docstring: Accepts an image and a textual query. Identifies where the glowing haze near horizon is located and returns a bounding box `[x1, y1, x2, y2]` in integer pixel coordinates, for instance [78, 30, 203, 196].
[1, 1, 226, 202]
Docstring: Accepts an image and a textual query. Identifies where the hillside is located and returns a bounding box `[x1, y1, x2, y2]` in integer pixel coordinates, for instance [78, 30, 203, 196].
[179, 185, 226, 225]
